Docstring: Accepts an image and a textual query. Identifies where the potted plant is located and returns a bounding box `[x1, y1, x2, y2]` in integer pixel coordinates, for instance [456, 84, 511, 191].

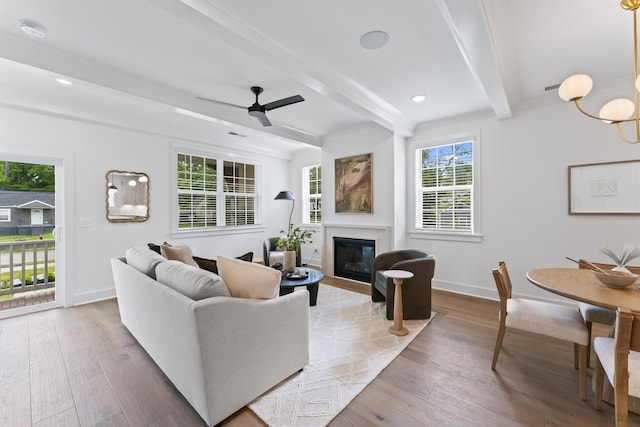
[277, 225, 314, 272]
[600, 244, 640, 273]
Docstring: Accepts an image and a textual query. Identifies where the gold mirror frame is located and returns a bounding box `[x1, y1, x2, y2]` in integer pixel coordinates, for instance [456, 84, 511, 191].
[106, 170, 150, 223]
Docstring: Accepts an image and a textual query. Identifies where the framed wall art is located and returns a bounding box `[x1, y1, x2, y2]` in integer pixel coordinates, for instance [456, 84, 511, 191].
[568, 159, 640, 214]
[335, 153, 373, 214]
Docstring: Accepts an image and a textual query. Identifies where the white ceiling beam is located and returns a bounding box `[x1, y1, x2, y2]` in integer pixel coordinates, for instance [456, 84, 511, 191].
[0, 30, 321, 148]
[173, 0, 416, 136]
[435, 0, 512, 120]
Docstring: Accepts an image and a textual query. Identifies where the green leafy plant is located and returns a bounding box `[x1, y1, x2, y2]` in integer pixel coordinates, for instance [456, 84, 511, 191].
[277, 225, 314, 251]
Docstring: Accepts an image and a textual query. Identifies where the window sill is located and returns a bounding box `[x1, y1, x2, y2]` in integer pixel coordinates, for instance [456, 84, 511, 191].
[301, 224, 322, 230]
[409, 230, 483, 243]
[171, 225, 265, 239]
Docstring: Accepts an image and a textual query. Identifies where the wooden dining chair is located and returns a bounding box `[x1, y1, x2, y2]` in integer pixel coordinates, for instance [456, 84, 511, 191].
[577, 260, 640, 368]
[594, 307, 640, 427]
[491, 261, 589, 400]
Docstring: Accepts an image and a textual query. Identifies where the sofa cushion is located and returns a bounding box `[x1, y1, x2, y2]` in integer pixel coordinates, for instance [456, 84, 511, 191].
[217, 255, 281, 299]
[161, 244, 199, 268]
[125, 245, 166, 279]
[156, 260, 230, 300]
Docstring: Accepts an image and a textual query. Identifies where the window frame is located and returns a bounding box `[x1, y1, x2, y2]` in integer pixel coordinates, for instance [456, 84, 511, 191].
[172, 145, 264, 236]
[0, 208, 10, 222]
[302, 164, 322, 225]
[409, 132, 483, 243]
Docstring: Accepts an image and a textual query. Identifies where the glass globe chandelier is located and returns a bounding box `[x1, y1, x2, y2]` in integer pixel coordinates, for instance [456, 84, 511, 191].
[559, 0, 640, 144]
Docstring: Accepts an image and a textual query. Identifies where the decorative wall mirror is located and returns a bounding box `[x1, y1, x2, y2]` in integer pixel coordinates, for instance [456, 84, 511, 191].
[106, 170, 150, 223]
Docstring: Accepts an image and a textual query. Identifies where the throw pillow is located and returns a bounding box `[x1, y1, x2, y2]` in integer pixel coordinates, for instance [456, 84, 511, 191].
[148, 241, 171, 254]
[156, 260, 230, 300]
[161, 244, 199, 268]
[193, 256, 218, 274]
[193, 252, 255, 274]
[236, 251, 253, 262]
[125, 245, 166, 279]
[217, 255, 281, 299]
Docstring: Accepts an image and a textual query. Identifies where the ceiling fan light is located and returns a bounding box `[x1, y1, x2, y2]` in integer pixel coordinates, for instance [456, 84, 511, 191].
[558, 74, 593, 101]
[599, 99, 635, 123]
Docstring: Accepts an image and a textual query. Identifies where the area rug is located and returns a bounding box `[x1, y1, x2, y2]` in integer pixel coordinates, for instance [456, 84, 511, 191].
[249, 284, 435, 427]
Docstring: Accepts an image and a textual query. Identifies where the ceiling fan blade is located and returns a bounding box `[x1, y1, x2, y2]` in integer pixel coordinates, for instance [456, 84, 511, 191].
[196, 96, 245, 109]
[263, 95, 304, 111]
[249, 110, 272, 127]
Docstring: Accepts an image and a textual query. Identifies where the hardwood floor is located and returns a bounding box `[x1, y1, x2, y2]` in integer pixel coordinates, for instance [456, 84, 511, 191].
[1, 284, 637, 426]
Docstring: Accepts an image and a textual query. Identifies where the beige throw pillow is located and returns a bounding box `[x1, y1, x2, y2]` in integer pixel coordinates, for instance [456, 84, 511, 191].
[217, 255, 281, 299]
[161, 244, 199, 268]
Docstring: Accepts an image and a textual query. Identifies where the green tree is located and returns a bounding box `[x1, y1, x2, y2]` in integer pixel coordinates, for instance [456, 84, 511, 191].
[0, 161, 55, 191]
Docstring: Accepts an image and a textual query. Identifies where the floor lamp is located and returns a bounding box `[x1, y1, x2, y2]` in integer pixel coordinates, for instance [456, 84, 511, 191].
[274, 191, 295, 235]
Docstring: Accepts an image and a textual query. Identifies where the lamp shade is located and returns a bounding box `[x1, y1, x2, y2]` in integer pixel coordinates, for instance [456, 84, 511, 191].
[274, 191, 295, 200]
[599, 98, 635, 123]
[558, 74, 593, 101]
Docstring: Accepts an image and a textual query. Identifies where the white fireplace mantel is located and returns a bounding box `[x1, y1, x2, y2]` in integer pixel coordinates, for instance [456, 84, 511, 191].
[322, 224, 391, 280]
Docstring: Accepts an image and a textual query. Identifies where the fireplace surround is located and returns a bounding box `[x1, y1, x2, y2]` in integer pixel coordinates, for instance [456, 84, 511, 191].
[322, 224, 391, 282]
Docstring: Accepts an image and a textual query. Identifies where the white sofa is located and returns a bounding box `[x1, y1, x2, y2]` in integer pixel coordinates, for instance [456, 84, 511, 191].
[110, 246, 310, 426]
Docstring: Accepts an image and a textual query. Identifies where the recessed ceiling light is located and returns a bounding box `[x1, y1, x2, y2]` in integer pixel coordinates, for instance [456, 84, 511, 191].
[411, 94, 427, 103]
[55, 78, 72, 85]
[20, 20, 46, 38]
[360, 31, 389, 50]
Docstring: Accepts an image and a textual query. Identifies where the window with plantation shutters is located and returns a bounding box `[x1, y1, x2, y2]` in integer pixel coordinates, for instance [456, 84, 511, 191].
[416, 140, 473, 232]
[302, 165, 321, 225]
[177, 153, 258, 230]
[223, 161, 255, 226]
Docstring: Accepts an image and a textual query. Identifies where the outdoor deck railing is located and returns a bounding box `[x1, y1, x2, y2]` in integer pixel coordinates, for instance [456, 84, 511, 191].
[0, 239, 55, 297]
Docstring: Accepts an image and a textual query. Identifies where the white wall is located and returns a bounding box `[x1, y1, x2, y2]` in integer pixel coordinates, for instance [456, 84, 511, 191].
[0, 105, 291, 306]
[407, 99, 640, 304]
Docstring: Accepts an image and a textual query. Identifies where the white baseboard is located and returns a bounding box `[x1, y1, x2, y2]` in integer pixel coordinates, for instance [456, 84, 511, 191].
[71, 288, 116, 307]
[433, 279, 577, 309]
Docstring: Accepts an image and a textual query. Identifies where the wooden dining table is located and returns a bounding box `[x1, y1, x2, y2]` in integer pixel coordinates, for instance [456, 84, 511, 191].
[526, 267, 640, 311]
[526, 267, 640, 411]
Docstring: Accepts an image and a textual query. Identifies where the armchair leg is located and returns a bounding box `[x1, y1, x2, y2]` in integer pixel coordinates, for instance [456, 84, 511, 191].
[492, 318, 506, 370]
[595, 357, 604, 410]
[578, 344, 587, 401]
[585, 321, 593, 367]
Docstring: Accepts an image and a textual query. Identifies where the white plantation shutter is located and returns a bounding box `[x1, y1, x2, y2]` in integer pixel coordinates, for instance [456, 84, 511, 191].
[417, 140, 474, 232]
[177, 153, 258, 230]
[302, 165, 322, 224]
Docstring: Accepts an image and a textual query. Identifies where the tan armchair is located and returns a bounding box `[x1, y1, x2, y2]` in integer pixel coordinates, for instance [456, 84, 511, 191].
[371, 249, 435, 320]
[263, 237, 301, 268]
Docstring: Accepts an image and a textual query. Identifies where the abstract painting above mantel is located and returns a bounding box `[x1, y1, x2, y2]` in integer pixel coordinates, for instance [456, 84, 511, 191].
[568, 159, 640, 215]
[335, 153, 373, 214]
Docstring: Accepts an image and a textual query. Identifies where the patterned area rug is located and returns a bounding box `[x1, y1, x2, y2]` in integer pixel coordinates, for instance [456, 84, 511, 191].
[249, 284, 435, 427]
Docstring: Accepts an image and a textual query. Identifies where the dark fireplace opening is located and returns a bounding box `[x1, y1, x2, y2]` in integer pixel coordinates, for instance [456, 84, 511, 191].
[333, 237, 375, 283]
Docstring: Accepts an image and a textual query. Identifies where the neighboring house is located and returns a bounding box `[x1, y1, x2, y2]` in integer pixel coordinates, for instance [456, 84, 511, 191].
[0, 190, 55, 236]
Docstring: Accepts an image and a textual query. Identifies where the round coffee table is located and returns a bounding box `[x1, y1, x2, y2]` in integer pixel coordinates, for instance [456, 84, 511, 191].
[279, 268, 323, 306]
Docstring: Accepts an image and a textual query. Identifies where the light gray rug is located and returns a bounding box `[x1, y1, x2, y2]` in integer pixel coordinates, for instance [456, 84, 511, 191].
[249, 284, 435, 427]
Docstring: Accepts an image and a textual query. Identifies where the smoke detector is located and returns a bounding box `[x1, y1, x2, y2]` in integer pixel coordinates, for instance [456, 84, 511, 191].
[20, 20, 46, 38]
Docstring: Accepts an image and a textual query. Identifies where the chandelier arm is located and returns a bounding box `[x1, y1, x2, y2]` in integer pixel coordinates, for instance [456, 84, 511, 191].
[635, 9, 640, 140]
[615, 123, 640, 144]
[575, 100, 640, 124]
[573, 100, 607, 120]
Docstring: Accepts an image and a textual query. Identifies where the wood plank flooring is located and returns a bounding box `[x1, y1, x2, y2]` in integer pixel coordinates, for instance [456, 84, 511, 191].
[0, 284, 637, 426]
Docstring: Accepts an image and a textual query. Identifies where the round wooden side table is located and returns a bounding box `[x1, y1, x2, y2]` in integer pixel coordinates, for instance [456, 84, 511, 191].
[382, 269, 414, 336]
